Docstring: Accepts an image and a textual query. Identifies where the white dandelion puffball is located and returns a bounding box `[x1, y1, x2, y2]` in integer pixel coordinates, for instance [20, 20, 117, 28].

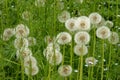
[24, 56, 37, 67]
[22, 11, 31, 21]
[65, 18, 77, 32]
[74, 31, 90, 44]
[47, 43, 60, 51]
[74, 44, 88, 56]
[14, 38, 28, 50]
[27, 37, 36, 46]
[15, 24, 29, 38]
[58, 10, 71, 23]
[44, 36, 53, 44]
[56, 1, 64, 10]
[56, 32, 72, 45]
[108, 32, 119, 44]
[2, 28, 15, 41]
[85, 57, 97, 66]
[96, 26, 111, 39]
[89, 12, 102, 24]
[58, 65, 72, 77]
[25, 65, 39, 76]
[104, 20, 113, 28]
[35, 0, 46, 7]
[16, 48, 32, 59]
[75, 16, 90, 31]
[46, 50, 62, 65]
[96, 18, 105, 28]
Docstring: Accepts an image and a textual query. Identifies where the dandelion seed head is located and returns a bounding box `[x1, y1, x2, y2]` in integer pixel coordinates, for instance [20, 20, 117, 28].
[22, 11, 31, 21]
[75, 16, 90, 31]
[108, 32, 119, 44]
[35, 0, 46, 7]
[74, 31, 90, 44]
[56, 32, 72, 45]
[85, 57, 97, 66]
[96, 26, 111, 39]
[89, 12, 102, 24]
[27, 37, 36, 46]
[105, 20, 114, 28]
[74, 44, 88, 56]
[58, 65, 72, 77]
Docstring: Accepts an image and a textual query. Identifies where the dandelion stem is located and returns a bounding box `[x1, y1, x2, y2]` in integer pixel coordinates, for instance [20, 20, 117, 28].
[80, 55, 83, 80]
[70, 37, 73, 80]
[101, 40, 104, 80]
[62, 45, 65, 65]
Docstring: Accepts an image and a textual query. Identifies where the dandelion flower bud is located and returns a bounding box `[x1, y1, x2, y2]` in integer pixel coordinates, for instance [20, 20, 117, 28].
[22, 11, 31, 21]
[58, 10, 70, 23]
[16, 48, 32, 59]
[14, 38, 28, 50]
[74, 31, 90, 44]
[104, 20, 113, 28]
[46, 50, 62, 65]
[75, 16, 90, 31]
[85, 57, 97, 66]
[58, 65, 72, 77]
[74, 44, 88, 56]
[108, 32, 119, 44]
[96, 26, 111, 39]
[25, 65, 39, 76]
[56, 32, 72, 45]
[24, 56, 37, 67]
[27, 37, 36, 46]
[2, 28, 15, 41]
[15, 24, 29, 38]
[89, 12, 102, 24]
[65, 18, 77, 32]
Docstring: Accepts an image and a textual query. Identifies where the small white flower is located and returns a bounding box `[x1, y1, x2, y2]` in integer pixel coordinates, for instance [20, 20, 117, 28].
[108, 32, 119, 44]
[65, 18, 77, 32]
[14, 38, 28, 50]
[15, 24, 29, 38]
[75, 16, 90, 31]
[74, 31, 90, 44]
[58, 10, 70, 23]
[24, 56, 37, 67]
[74, 44, 88, 56]
[58, 65, 72, 77]
[2, 28, 15, 41]
[89, 12, 102, 24]
[56, 32, 72, 45]
[85, 57, 97, 66]
[25, 65, 39, 76]
[96, 26, 111, 39]
[27, 37, 36, 46]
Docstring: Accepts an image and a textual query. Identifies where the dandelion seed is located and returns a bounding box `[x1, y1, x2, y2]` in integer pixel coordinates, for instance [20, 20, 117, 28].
[74, 69, 78, 73]
[22, 11, 31, 21]
[15, 24, 29, 38]
[74, 31, 90, 44]
[96, 26, 111, 39]
[105, 20, 114, 28]
[25, 65, 39, 76]
[108, 32, 119, 44]
[2, 28, 15, 41]
[85, 57, 97, 66]
[89, 12, 102, 24]
[75, 16, 90, 31]
[58, 10, 70, 23]
[58, 65, 72, 77]
[14, 38, 28, 50]
[24, 56, 37, 67]
[56, 32, 72, 45]
[27, 37, 36, 46]
[74, 44, 88, 56]
[65, 18, 77, 32]
[114, 63, 118, 65]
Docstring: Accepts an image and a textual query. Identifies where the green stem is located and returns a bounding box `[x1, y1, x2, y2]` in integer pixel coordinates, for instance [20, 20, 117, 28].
[80, 55, 83, 80]
[101, 40, 104, 80]
[62, 45, 65, 65]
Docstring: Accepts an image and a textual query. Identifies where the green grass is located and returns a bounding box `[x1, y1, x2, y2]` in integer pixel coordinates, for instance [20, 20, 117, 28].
[0, 0, 120, 80]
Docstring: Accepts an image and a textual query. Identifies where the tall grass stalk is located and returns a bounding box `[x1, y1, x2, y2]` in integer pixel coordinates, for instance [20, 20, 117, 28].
[101, 40, 104, 80]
